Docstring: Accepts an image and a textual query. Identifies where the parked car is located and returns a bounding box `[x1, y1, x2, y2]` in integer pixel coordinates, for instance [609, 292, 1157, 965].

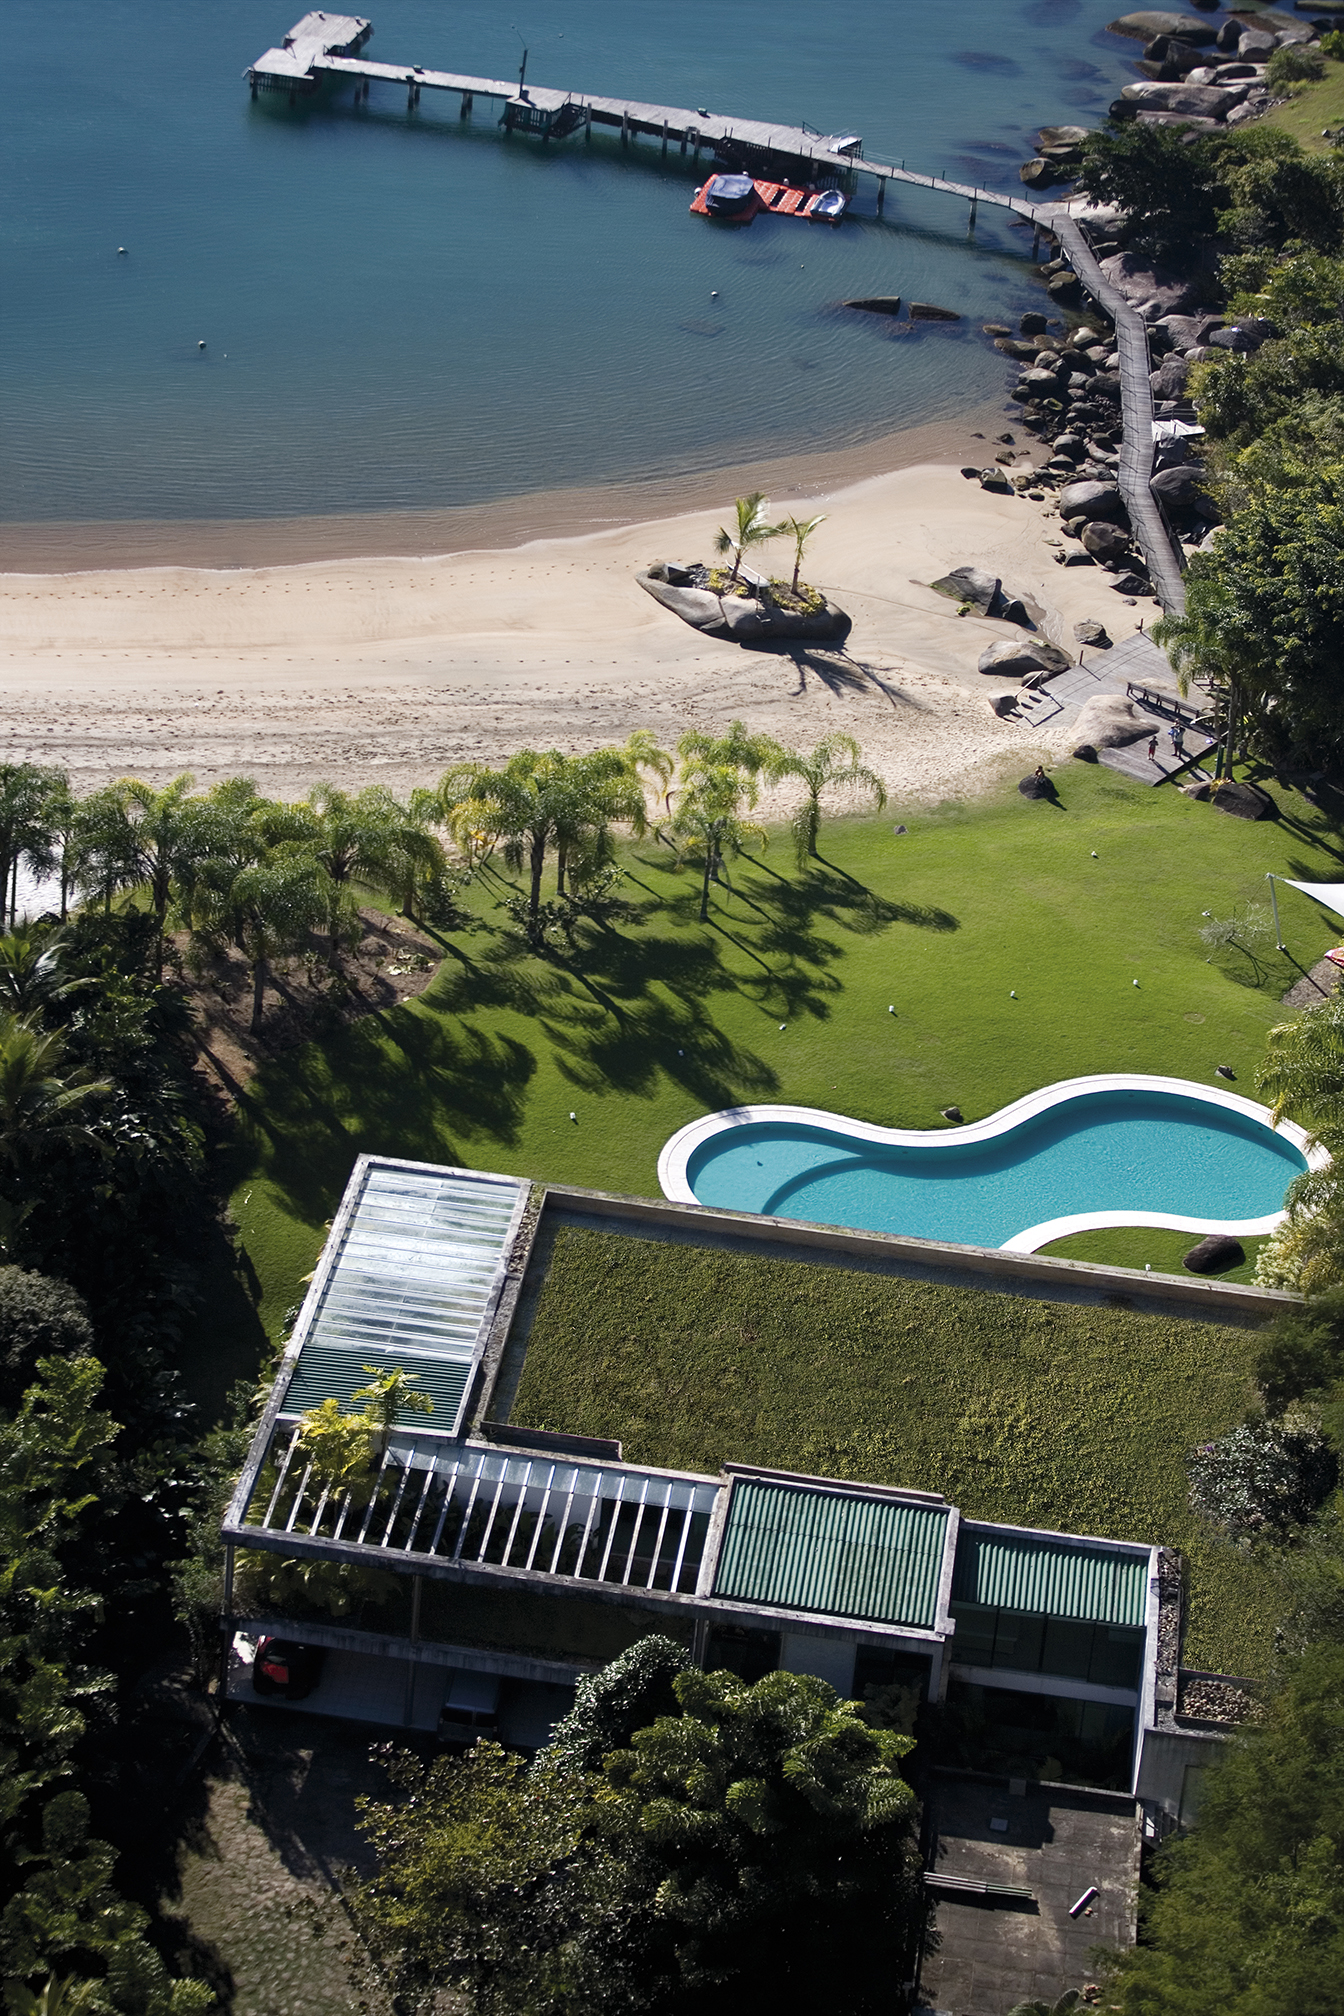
[438, 1668, 501, 1739]
[251, 1636, 326, 1699]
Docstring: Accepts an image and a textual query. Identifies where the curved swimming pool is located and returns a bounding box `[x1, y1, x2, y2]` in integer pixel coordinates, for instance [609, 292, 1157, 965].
[658, 1076, 1317, 1252]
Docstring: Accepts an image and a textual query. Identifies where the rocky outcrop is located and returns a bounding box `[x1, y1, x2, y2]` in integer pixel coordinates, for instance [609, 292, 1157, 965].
[1074, 618, 1112, 646]
[977, 638, 1072, 678]
[1069, 694, 1162, 748]
[1059, 478, 1127, 522]
[1081, 520, 1132, 563]
[1120, 80, 1243, 114]
[1099, 252, 1205, 321]
[1107, 11, 1218, 40]
[931, 565, 1002, 614]
[1183, 1234, 1246, 1274]
[636, 571, 849, 641]
[1151, 461, 1209, 523]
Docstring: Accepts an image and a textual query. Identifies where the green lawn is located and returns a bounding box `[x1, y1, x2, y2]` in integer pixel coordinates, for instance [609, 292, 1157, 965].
[510, 1226, 1282, 1677]
[1038, 1226, 1270, 1285]
[1264, 55, 1344, 152]
[225, 761, 1341, 1359]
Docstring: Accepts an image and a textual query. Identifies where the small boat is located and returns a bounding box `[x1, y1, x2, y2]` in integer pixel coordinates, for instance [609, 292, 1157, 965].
[691, 173, 761, 219]
[690, 176, 849, 224]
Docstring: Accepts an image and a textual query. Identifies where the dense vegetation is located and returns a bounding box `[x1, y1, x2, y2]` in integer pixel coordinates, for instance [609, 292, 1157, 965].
[1079, 119, 1344, 770]
[350, 1637, 922, 2016]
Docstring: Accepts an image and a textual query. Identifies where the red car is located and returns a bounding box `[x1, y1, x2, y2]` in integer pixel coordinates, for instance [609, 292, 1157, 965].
[251, 1636, 326, 1700]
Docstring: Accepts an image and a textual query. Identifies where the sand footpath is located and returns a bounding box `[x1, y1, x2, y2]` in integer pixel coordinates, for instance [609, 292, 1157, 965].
[0, 459, 1151, 808]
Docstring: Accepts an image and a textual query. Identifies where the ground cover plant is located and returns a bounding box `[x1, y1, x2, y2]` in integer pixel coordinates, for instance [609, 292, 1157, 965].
[222, 762, 1344, 1348]
[509, 1226, 1275, 1677]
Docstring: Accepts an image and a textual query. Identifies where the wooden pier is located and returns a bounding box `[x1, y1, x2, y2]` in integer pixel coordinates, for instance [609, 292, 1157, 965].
[246, 14, 1186, 615]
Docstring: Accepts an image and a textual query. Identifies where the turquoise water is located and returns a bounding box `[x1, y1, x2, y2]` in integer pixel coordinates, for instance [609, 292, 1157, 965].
[684, 1091, 1309, 1247]
[1, 0, 1144, 525]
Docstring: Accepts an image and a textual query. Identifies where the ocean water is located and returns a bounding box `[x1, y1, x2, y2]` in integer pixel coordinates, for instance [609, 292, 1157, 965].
[683, 1091, 1308, 1247]
[2, 0, 1142, 526]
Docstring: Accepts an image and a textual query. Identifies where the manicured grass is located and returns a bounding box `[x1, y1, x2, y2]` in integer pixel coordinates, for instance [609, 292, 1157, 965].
[225, 763, 1343, 1352]
[1263, 58, 1344, 152]
[1038, 1225, 1270, 1286]
[510, 1227, 1284, 1677]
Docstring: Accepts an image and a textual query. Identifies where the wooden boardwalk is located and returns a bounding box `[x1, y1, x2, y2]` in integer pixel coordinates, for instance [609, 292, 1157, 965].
[248, 13, 1188, 615]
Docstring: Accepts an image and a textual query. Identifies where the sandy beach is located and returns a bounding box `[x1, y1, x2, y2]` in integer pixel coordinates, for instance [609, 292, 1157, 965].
[0, 435, 1152, 809]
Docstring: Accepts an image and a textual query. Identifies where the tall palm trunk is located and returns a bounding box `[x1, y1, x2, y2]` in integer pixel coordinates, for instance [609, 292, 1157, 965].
[529, 829, 547, 921]
[251, 956, 267, 1033]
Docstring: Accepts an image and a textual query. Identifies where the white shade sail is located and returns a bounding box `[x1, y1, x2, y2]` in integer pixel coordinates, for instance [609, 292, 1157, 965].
[1283, 880, 1344, 926]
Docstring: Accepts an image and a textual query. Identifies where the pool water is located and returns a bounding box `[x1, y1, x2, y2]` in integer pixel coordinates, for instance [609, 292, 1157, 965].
[682, 1089, 1308, 1248]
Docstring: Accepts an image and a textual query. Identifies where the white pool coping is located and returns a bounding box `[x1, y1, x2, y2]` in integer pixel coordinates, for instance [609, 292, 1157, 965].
[655, 1073, 1325, 1255]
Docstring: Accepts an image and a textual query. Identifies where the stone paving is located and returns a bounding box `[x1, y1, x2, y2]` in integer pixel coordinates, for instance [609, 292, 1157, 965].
[916, 1774, 1140, 2016]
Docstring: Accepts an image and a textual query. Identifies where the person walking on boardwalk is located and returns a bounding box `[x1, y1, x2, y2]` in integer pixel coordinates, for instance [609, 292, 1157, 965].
[1148, 734, 1159, 762]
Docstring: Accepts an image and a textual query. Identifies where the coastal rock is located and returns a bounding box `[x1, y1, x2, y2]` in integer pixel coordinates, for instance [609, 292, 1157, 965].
[1072, 742, 1100, 761]
[977, 638, 1072, 678]
[1134, 110, 1223, 130]
[990, 692, 1019, 717]
[1156, 311, 1224, 350]
[844, 296, 904, 315]
[1021, 158, 1057, 187]
[1183, 1234, 1246, 1274]
[931, 565, 1002, 613]
[1208, 322, 1267, 351]
[1038, 123, 1091, 147]
[1081, 520, 1132, 562]
[1107, 11, 1219, 39]
[1210, 777, 1275, 820]
[1119, 80, 1240, 114]
[910, 302, 961, 320]
[979, 467, 1012, 492]
[1151, 460, 1208, 521]
[635, 573, 728, 632]
[1070, 693, 1163, 747]
[996, 337, 1045, 360]
[1098, 252, 1204, 320]
[720, 595, 851, 641]
[1059, 478, 1126, 522]
[1151, 354, 1191, 400]
[1020, 310, 1049, 334]
[1234, 27, 1277, 61]
[1074, 618, 1112, 646]
[1048, 270, 1083, 302]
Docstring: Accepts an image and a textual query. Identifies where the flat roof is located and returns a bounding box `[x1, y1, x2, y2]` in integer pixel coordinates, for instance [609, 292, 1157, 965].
[713, 1477, 954, 1630]
[952, 1528, 1149, 1629]
[279, 1158, 528, 1439]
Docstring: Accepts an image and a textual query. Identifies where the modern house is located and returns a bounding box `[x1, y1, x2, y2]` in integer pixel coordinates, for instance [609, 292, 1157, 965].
[221, 1155, 1246, 1818]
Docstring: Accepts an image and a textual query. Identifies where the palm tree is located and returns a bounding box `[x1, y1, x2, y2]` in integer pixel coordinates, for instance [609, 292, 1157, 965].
[767, 734, 887, 866]
[268, 784, 439, 964]
[194, 849, 328, 1033]
[0, 932, 93, 1016]
[439, 750, 644, 934]
[0, 765, 67, 929]
[714, 492, 783, 587]
[778, 513, 828, 597]
[0, 1013, 112, 1170]
[622, 731, 675, 823]
[1254, 994, 1344, 1289]
[77, 774, 210, 974]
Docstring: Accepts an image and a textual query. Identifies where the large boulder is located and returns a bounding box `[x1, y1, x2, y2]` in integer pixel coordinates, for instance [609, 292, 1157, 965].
[1107, 11, 1219, 39]
[1234, 27, 1277, 61]
[1183, 1233, 1246, 1275]
[1119, 80, 1241, 114]
[720, 594, 851, 641]
[1210, 777, 1275, 821]
[1070, 693, 1162, 747]
[1156, 312, 1224, 350]
[1074, 618, 1112, 646]
[1039, 123, 1091, 147]
[636, 572, 728, 632]
[1208, 322, 1268, 352]
[1151, 461, 1208, 522]
[932, 566, 1002, 614]
[1059, 478, 1126, 523]
[1099, 252, 1206, 319]
[1081, 520, 1132, 563]
[1021, 158, 1058, 188]
[1048, 270, 1083, 302]
[1151, 354, 1190, 401]
[978, 637, 1072, 678]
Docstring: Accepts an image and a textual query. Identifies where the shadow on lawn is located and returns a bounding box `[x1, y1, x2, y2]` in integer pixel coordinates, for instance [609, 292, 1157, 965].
[233, 848, 959, 1224]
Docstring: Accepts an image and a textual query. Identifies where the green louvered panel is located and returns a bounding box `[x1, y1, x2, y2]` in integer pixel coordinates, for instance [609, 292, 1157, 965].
[280, 1342, 469, 1429]
[951, 1531, 1147, 1627]
[713, 1481, 951, 1628]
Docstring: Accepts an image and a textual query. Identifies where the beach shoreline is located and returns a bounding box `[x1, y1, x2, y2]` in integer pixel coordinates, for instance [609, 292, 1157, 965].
[0, 431, 1154, 810]
[0, 403, 1013, 576]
